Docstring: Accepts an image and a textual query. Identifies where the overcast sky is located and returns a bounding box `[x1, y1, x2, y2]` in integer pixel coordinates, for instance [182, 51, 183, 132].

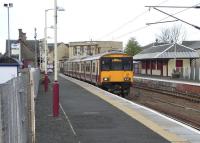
[1, 0, 200, 53]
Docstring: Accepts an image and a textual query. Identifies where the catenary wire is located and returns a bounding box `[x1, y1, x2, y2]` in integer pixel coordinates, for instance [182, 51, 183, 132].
[112, 2, 200, 40]
[97, 0, 169, 40]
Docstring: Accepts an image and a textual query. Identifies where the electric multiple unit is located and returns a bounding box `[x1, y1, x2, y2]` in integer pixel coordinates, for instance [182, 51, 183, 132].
[63, 51, 133, 96]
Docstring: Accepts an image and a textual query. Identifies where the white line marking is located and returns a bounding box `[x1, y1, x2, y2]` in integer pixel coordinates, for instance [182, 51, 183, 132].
[59, 103, 77, 136]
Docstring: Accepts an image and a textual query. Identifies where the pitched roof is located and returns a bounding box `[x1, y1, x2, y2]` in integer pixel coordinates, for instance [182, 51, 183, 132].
[182, 41, 200, 50]
[133, 43, 199, 60]
[6, 39, 39, 60]
[0, 56, 21, 66]
[141, 42, 169, 50]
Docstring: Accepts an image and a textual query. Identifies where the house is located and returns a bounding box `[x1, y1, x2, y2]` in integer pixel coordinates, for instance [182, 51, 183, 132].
[5, 29, 39, 68]
[133, 43, 199, 80]
[68, 41, 123, 59]
[39, 42, 69, 72]
[39, 41, 122, 72]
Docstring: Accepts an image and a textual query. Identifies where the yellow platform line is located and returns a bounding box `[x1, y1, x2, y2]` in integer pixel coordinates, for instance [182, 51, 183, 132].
[60, 74, 189, 143]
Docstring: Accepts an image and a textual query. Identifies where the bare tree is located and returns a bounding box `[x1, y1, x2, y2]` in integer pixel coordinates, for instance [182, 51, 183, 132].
[156, 24, 187, 43]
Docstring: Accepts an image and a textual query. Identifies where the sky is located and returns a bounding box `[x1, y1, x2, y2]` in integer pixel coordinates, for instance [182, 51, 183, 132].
[1, 0, 200, 54]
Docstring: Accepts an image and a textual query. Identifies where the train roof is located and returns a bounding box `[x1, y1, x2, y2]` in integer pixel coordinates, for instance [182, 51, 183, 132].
[81, 50, 128, 61]
[65, 50, 131, 63]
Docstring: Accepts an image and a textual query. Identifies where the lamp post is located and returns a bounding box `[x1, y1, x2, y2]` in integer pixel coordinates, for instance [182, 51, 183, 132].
[4, 3, 13, 57]
[53, 0, 59, 117]
[53, 0, 65, 117]
[44, 8, 53, 92]
[44, 7, 64, 92]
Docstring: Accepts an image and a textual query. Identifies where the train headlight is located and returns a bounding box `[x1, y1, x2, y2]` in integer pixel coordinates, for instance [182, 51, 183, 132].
[124, 77, 131, 81]
[103, 77, 109, 81]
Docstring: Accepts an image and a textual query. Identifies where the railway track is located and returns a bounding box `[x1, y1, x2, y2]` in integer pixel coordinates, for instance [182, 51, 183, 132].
[145, 97, 200, 130]
[133, 83, 200, 103]
[129, 84, 200, 130]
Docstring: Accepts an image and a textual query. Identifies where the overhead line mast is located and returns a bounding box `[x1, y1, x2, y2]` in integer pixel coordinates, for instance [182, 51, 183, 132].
[145, 5, 200, 30]
[98, 0, 169, 40]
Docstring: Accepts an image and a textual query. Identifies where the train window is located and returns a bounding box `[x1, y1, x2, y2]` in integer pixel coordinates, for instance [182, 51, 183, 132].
[123, 58, 133, 70]
[92, 63, 95, 73]
[111, 60, 123, 70]
[88, 63, 90, 71]
[86, 63, 90, 72]
[101, 58, 111, 71]
[77, 64, 80, 71]
[86, 64, 88, 72]
[81, 64, 83, 72]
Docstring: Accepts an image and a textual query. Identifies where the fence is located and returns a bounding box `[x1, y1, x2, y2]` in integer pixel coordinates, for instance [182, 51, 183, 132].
[0, 68, 40, 143]
[173, 67, 200, 81]
[134, 66, 200, 81]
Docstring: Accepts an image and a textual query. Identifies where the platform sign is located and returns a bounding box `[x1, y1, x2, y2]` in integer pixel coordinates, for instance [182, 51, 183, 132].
[11, 43, 20, 55]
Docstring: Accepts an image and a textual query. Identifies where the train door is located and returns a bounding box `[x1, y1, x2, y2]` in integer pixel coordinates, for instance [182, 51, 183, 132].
[90, 60, 92, 82]
[96, 60, 100, 84]
[91, 60, 97, 83]
[83, 61, 86, 81]
[85, 61, 90, 82]
[78, 62, 81, 79]
[96, 60, 101, 85]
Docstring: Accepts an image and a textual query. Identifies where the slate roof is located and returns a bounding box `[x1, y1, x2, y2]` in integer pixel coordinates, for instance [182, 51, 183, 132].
[141, 42, 168, 50]
[133, 43, 199, 60]
[47, 43, 67, 52]
[182, 41, 200, 50]
[6, 39, 39, 60]
[0, 56, 21, 66]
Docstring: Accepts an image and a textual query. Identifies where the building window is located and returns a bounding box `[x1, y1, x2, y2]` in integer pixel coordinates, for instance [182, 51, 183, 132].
[73, 46, 77, 56]
[80, 46, 84, 55]
[95, 47, 100, 54]
[87, 46, 92, 55]
[98, 47, 100, 53]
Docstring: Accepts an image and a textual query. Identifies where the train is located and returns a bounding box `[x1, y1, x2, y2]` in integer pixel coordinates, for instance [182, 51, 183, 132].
[61, 51, 133, 96]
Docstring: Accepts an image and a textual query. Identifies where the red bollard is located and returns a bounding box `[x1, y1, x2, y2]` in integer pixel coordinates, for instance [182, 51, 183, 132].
[53, 81, 59, 117]
[44, 74, 48, 92]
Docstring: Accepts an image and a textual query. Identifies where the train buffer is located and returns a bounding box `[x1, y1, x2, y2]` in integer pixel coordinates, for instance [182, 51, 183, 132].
[35, 74, 200, 143]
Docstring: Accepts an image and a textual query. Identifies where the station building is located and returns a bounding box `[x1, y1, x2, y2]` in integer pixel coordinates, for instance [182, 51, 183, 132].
[133, 43, 199, 79]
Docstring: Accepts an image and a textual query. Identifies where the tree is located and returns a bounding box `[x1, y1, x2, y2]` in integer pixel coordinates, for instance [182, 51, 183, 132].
[124, 38, 141, 56]
[156, 24, 187, 43]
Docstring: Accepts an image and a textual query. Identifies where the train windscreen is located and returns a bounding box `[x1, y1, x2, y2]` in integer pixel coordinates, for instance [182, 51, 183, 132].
[101, 57, 132, 71]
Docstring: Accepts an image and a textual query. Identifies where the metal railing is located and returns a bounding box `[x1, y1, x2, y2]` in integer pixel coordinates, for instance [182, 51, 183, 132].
[134, 66, 200, 81]
[172, 67, 200, 81]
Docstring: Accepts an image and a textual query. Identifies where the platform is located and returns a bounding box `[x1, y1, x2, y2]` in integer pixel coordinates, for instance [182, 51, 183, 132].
[35, 74, 200, 143]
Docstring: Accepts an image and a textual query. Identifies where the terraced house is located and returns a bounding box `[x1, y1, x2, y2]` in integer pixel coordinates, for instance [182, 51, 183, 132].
[68, 41, 123, 59]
